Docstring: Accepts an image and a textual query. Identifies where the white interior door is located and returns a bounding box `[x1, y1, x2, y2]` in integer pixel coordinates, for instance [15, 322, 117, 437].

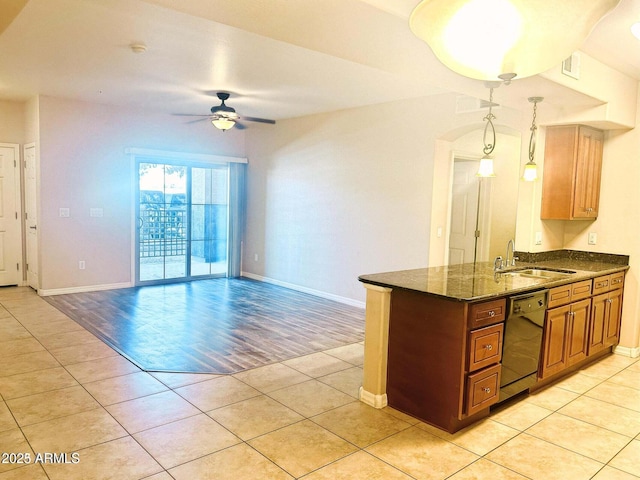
[448, 160, 480, 265]
[24, 143, 38, 290]
[0, 144, 21, 286]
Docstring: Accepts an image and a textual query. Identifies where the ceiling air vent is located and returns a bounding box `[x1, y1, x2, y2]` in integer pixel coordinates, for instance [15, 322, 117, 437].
[562, 52, 581, 79]
[455, 95, 499, 114]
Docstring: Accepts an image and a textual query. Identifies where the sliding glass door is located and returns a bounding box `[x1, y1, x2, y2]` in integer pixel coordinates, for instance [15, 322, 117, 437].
[136, 161, 230, 284]
[190, 166, 228, 277]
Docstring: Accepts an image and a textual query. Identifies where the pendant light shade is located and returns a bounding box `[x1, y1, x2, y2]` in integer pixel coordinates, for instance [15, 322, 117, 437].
[477, 156, 496, 178]
[522, 161, 538, 181]
[409, 0, 620, 81]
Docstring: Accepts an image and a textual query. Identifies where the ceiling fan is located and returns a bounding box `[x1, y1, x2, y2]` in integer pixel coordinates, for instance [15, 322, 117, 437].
[177, 92, 276, 131]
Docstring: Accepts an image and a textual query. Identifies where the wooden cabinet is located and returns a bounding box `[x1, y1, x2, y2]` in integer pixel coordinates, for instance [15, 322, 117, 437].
[386, 291, 505, 432]
[540, 271, 626, 381]
[541, 125, 604, 220]
[540, 282, 592, 379]
[589, 272, 625, 356]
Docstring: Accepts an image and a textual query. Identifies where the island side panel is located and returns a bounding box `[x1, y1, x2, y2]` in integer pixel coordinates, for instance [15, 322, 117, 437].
[387, 289, 468, 431]
[359, 283, 393, 408]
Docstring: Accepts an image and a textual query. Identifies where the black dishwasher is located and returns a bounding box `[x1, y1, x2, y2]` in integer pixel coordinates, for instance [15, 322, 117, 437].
[499, 290, 548, 402]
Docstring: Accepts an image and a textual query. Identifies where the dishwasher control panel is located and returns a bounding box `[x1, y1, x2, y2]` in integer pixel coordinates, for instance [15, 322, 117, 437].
[508, 291, 548, 316]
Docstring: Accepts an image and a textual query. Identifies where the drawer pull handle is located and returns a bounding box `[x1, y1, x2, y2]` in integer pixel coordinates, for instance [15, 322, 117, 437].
[483, 387, 491, 393]
[485, 344, 493, 351]
[488, 310, 495, 317]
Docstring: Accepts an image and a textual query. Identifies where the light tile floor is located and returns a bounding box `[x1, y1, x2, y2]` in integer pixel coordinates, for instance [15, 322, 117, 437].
[0, 286, 639, 479]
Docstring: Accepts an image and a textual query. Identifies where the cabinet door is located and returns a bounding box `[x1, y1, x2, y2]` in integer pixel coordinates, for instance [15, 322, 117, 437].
[604, 289, 623, 347]
[541, 126, 577, 219]
[566, 299, 591, 367]
[589, 292, 608, 356]
[540, 305, 569, 379]
[572, 126, 603, 219]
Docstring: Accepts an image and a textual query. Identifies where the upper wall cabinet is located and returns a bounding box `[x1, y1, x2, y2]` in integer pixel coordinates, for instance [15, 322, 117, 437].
[541, 125, 604, 220]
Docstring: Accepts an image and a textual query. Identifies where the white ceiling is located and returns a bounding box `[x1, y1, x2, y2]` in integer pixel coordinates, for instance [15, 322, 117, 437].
[0, 0, 638, 122]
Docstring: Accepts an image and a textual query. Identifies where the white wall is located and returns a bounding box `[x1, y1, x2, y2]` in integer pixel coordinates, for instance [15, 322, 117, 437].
[0, 99, 25, 144]
[34, 95, 245, 292]
[243, 93, 526, 303]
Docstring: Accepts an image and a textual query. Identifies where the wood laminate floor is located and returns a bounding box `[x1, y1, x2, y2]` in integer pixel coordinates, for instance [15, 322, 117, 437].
[43, 277, 365, 374]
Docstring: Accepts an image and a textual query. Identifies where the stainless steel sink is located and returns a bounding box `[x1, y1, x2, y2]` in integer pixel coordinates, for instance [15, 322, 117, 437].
[501, 267, 576, 280]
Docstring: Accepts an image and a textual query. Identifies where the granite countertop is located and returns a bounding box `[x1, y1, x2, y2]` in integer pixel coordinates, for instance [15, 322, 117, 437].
[358, 250, 629, 302]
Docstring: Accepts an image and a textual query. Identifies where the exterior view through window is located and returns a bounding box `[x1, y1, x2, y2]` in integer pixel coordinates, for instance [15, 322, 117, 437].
[137, 162, 229, 284]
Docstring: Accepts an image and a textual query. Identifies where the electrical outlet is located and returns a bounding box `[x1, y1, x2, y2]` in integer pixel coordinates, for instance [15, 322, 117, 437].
[588, 232, 597, 245]
[79, 261, 85, 270]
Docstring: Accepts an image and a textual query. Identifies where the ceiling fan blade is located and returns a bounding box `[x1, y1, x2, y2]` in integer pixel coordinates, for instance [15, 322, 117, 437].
[186, 117, 210, 124]
[173, 113, 211, 117]
[234, 121, 247, 130]
[241, 116, 276, 124]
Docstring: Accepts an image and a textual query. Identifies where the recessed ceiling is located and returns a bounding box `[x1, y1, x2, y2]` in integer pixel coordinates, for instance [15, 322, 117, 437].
[0, 0, 637, 121]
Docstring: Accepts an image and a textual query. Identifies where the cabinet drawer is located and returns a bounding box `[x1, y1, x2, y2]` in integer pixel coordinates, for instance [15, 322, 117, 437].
[610, 272, 625, 290]
[592, 275, 611, 296]
[593, 272, 625, 295]
[468, 298, 506, 328]
[570, 280, 593, 302]
[468, 323, 503, 372]
[466, 364, 501, 416]
[547, 285, 572, 309]
[548, 280, 592, 308]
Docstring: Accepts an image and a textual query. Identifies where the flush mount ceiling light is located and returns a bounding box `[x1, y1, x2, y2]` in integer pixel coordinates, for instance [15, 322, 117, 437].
[476, 84, 499, 178]
[409, 0, 620, 81]
[522, 97, 543, 182]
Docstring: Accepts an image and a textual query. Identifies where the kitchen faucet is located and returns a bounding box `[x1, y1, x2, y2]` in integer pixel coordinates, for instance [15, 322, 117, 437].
[506, 239, 517, 267]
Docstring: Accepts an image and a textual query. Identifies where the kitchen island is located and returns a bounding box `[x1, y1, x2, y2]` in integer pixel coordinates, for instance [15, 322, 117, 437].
[358, 250, 629, 433]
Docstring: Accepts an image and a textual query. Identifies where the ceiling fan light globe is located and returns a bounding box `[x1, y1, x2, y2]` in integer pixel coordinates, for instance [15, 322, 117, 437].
[212, 118, 236, 131]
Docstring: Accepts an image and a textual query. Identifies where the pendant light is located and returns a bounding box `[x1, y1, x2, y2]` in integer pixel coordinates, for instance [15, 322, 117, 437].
[409, 0, 620, 81]
[522, 97, 543, 182]
[476, 86, 498, 178]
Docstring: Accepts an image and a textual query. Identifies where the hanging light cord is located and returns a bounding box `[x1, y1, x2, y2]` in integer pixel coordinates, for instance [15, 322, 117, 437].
[483, 88, 496, 156]
[528, 99, 538, 161]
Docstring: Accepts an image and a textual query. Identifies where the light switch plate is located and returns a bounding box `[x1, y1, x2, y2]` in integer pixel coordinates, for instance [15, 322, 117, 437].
[535, 232, 542, 245]
[588, 232, 597, 245]
[90, 208, 103, 217]
[59, 208, 70, 218]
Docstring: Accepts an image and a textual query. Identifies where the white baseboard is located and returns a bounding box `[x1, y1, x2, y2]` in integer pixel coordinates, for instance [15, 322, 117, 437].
[241, 271, 365, 309]
[359, 387, 388, 409]
[613, 345, 640, 358]
[38, 282, 133, 297]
